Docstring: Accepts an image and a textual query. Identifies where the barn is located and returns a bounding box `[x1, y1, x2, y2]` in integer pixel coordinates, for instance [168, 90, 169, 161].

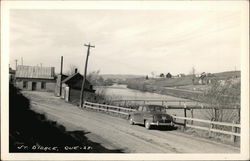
[60, 72, 95, 104]
[15, 65, 56, 92]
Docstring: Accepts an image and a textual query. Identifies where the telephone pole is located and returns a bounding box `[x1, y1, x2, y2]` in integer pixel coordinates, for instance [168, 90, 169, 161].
[79, 43, 95, 107]
[15, 59, 18, 70]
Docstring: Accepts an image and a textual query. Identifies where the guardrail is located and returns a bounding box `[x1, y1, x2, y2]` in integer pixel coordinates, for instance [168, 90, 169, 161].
[82, 101, 240, 143]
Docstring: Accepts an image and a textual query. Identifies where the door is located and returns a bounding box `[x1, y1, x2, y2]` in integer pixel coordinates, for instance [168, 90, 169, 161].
[133, 106, 144, 124]
[32, 82, 37, 91]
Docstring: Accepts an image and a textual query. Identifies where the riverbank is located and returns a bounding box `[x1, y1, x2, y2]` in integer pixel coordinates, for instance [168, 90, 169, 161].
[126, 82, 203, 101]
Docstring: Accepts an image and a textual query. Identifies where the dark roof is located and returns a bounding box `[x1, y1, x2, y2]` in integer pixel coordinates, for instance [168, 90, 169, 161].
[15, 65, 55, 79]
[62, 72, 91, 84]
[62, 73, 78, 83]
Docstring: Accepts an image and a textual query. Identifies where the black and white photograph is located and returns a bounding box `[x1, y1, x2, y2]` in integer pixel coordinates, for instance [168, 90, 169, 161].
[1, 1, 249, 160]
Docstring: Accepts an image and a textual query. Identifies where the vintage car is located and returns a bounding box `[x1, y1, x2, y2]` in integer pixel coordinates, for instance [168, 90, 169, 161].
[129, 104, 174, 129]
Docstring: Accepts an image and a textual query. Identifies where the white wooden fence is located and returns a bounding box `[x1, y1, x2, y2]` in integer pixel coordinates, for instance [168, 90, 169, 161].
[82, 101, 240, 142]
[83, 101, 136, 116]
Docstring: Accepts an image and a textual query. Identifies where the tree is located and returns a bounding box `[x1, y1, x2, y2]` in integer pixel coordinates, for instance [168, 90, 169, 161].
[151, 71, 156, 78]
[145, 75, 149, 80]
[199, 79, 240, 122]
[191, 66, 196, 84]
[66, 64, 79, 75]
[166, 73, 172, 78]
[160, 73, 165, 78]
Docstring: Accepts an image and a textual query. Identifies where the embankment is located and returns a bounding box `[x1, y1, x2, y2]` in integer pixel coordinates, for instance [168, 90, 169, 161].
[9, 84, 122, 153]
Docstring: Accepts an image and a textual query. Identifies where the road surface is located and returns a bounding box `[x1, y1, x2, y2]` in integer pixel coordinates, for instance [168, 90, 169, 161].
[23, 91, 239, 153]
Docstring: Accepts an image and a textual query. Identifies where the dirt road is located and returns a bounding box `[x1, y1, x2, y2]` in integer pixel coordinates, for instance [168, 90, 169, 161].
[22, 91, 239, 153]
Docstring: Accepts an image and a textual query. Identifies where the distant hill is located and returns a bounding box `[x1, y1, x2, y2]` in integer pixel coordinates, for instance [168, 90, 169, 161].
[100, 74, 144, 80]
[213, 71, 240, 80]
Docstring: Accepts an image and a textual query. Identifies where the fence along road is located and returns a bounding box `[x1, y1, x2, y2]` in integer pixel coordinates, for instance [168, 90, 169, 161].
[83, 101, 241, 143]
[24, 91, 240, 153]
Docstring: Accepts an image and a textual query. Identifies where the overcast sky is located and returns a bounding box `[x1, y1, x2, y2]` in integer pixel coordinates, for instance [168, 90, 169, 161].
[10, 9, 241, 75]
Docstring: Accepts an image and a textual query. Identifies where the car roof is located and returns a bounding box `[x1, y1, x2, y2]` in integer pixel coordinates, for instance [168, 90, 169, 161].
[145, 105, 166, 108]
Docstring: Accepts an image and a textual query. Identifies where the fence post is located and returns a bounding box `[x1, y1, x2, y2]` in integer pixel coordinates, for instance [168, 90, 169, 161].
[214, 108, 218, 121]
[231, 121, 236, 143]
[191, 109, 194, 125]
[209, 118, 214, 138]
[238, 108, 240, 123]
[184, 103, 187, 130]
[82, 102, 85, 109]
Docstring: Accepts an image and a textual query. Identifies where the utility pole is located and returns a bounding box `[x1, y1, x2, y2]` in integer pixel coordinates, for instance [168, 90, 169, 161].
[15, 59, 18, 70]
[79, 43, 95, 107]
[21, 57, 23, 66]
[59, 56, 63, 96]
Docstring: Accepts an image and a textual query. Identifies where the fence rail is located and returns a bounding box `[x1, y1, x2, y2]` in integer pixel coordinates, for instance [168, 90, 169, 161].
[172, 115, 241, 140]
[112, 99, 240, 109]
[83, 101, 136, 116]
[82, 101, 240, 142]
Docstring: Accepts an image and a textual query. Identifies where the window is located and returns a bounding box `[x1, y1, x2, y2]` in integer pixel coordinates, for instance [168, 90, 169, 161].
[41, 82, 46, 89]
[23, 81, 27, 88]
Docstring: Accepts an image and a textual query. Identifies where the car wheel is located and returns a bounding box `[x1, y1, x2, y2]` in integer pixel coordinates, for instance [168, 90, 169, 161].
[129, 117, 134, 125]
[145, 120, 151, 129]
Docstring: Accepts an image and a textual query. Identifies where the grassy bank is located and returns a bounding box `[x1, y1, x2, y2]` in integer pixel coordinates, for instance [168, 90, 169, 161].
[126, 78, 203, 101]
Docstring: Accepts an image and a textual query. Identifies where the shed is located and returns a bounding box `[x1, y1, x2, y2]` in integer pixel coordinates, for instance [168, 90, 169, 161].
[61, 72, 95, 104]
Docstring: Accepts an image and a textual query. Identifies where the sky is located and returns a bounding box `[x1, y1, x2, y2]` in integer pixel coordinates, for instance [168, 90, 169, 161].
[9, 9, 242, 75]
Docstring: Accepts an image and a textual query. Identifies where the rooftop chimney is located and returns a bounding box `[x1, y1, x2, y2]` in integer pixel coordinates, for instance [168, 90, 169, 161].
[75, 68, 78, 73]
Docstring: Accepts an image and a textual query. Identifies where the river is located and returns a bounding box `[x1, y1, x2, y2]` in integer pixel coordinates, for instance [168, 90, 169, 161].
[94, 84, 187, 101]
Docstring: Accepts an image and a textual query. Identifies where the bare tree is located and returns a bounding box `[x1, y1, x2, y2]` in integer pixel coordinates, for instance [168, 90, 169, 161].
[191, 66, 196, 84]
[66, 64, 79, 75]
[151, 71, 155, 78]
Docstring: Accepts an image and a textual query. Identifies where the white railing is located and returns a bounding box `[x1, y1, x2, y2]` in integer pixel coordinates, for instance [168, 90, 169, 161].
[82, 101, 240, 142]
[83, 101, 136, 116]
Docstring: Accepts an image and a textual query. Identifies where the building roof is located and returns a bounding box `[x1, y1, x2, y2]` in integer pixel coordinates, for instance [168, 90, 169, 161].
[62, 72, 91, 84]
[62, 72, 94, 92]
[15, 65, 55, 79]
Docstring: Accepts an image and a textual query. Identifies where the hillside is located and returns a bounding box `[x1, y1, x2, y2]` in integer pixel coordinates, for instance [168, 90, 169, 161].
[100, 74, 144, 80]
[213, 71, 240, 80]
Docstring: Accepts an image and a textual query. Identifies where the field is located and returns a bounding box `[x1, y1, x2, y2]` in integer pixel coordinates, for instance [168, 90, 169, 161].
[122, 71, 240, 101]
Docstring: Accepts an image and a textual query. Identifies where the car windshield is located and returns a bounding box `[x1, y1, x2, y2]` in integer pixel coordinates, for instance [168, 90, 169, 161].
[148, 105, 166, 112]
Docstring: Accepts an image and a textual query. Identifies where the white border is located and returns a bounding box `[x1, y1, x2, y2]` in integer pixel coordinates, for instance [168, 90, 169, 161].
[1, 1, 249, 160]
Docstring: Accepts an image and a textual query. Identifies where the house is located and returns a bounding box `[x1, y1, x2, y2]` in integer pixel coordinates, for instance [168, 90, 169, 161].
[198, 72, 215, 85]
[15, 65, 56, 91]
[61, 72, 95, 104]
[177, 73, 185, 78]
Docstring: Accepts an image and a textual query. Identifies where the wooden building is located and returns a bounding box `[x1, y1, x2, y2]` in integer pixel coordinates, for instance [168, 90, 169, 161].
[61, 72, 95, 104]
[15, 65, 56, 92]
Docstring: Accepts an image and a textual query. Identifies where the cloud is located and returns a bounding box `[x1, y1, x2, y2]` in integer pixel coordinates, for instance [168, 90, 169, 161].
[10, 9, 241, 75]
